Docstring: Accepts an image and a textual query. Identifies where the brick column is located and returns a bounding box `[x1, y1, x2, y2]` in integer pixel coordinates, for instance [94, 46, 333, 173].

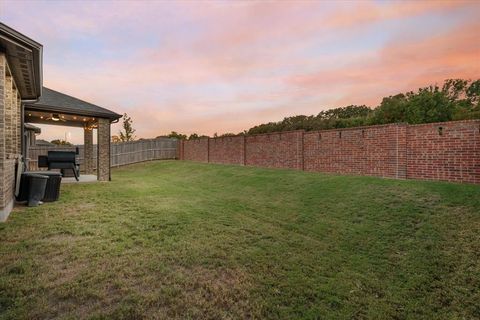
[177, 139, 184, 160]
[396, 124, 407, 179]
[84, 126, 94, 174]
[97, 118, 111, 181]
[207, 138, 210, 162]
[242, 135, 246, 166]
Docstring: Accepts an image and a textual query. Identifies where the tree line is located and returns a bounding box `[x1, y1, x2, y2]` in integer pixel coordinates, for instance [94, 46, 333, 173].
[247, 78, 479, 134]
[116, 78, 480, 141]
[164, 79, 479, 138]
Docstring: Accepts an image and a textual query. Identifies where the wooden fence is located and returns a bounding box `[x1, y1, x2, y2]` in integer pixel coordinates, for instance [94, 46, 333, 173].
[27, 138, 178, 172]
[111, 138, 178, 167]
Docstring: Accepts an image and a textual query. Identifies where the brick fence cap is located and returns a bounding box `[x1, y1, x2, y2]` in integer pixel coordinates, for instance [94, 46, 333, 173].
[406, 119, 480, 127]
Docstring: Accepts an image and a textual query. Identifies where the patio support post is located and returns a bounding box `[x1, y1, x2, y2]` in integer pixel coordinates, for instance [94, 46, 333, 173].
[97, 118, 111, 181]
[84, 126, 94, 174]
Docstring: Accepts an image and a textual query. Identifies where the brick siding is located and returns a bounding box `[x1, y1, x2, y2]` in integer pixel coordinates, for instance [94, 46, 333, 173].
[181, 120, 480, 184]
[0, 54, 22, 220]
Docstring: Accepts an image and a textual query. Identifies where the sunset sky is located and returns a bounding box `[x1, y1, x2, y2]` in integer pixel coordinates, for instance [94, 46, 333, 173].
[1, 0, 479, 143]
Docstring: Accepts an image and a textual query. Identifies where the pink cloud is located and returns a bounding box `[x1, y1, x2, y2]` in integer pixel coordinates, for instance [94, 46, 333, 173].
[290, 19, 480, 107]
[5, 0, 478, 142]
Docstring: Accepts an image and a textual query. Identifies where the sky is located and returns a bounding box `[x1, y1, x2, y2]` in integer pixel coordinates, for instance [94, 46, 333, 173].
[1, 0, 479, 144]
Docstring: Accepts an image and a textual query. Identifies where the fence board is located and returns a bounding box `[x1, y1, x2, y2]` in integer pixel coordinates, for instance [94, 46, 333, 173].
[28, 138, 178, 171]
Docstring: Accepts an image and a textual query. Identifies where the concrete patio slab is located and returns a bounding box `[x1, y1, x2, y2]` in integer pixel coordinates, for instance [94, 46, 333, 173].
[62, 175, 97, 183]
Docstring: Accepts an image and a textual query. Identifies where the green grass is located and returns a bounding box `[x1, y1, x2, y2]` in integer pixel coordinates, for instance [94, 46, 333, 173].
[0, 161, 479, 319]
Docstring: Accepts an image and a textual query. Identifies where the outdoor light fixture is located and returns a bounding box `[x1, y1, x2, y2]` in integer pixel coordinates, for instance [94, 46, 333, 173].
[51, 114, 60, 121]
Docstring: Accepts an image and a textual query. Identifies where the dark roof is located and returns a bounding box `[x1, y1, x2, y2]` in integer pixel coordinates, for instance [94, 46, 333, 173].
[24, 87, 122, 120]
[24, 123, 41, 133]
[0, 23, 43, 99]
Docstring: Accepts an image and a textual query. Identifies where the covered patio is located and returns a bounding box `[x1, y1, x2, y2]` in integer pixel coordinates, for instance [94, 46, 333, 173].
[23, 87, 121, 181]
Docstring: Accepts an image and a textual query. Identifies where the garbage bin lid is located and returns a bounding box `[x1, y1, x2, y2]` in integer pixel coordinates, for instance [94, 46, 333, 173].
[25, 173, 49, 179]
[28, 171, 62, 176]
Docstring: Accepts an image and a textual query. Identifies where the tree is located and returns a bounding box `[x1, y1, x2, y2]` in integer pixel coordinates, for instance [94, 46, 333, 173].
[188, 133, 199, 140]
[111, 135, 121, 143]
[371, 93, 409, 124]
[246, 79, 479, 134]
[50, 139, 73, 146]
[405, 86, 452, 124]
[166, 131, 187, 140]
[119, 113, 136, 142]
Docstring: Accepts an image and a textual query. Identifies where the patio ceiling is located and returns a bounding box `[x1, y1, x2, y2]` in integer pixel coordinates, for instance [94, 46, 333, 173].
[25, 109, 97, 128]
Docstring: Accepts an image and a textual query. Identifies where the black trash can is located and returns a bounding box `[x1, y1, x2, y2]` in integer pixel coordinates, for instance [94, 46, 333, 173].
[27, 174, 48, 207]
[17, 171, 62, 203]
[28, 171, 62, 202]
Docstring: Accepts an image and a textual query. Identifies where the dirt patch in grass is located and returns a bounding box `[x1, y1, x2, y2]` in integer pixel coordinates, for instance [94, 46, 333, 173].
[168, 266, 254, 319]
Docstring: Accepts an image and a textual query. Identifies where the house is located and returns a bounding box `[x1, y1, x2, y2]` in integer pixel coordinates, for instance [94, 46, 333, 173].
[0, 23, 121, 221]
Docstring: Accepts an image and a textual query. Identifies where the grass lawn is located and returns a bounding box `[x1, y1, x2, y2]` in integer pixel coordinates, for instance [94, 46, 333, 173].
[0, 161, 479, 319]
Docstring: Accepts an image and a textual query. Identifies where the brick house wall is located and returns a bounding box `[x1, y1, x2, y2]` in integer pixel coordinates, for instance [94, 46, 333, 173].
[0, 54, 22, 221]
[181, 120, 480, 184]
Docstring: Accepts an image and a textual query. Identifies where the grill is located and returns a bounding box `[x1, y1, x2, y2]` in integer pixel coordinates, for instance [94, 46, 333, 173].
[38, 151, 80, 181]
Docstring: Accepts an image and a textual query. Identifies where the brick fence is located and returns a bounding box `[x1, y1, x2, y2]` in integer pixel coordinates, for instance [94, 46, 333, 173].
[179, 120, 480, 184]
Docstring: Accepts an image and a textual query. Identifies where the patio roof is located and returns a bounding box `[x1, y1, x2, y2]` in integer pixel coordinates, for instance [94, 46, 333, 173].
[24, 123, 41, 134]
[24, 87, 122, 122]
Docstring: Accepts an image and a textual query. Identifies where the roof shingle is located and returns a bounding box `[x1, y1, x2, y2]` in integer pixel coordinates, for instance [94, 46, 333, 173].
[25, 87, 122, 120]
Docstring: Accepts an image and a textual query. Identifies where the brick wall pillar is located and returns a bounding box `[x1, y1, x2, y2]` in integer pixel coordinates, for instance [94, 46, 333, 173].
[207, 138, 210, 162]
[299, 130, 305, 170]
[97, 118, 111, 181]
[395, 124, 407, 179]
[84, 126, 94, 174]
[242, 135, 246, 165]
[177, 139, 184, 160]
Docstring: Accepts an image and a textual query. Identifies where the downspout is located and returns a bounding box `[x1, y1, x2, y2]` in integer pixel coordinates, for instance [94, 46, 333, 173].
[108, 117, 119, 181]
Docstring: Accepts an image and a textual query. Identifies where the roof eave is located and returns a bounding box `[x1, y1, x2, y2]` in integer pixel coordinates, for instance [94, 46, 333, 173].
[25, 103, 122, 121]
[0, 23, 43, 99]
